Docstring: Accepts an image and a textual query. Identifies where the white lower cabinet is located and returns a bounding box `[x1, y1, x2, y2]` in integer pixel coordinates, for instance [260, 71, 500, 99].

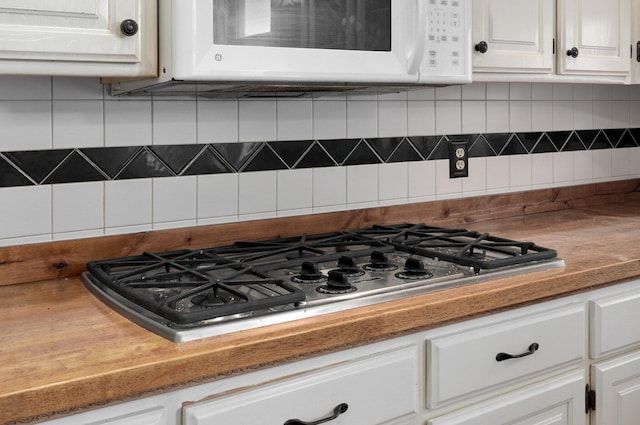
[588, 280, 640, 425]
[591, 351, 640, 425]
[182, 346, 418, 425]
[427, 370, 586, 425]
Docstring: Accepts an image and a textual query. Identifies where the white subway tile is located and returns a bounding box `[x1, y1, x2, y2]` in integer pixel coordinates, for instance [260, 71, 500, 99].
[53, 229, 103, 241]
[238, 100, 277, 142]
[531, 83, 553, 100]
[461, 82, 486, 100]
[238, 170, 277, 215]
[552, 152, 574, 184]
[52, 77, 103, 100]
[105, 179, 152, 228]
[378, 163, 408, 202]
[630, 101, 640, 127]
[612, 148, 631, 177]
[313, 99, 347, 139]
[486, 156, 509, 193]
[573, 150, 593, 182]
[462, 101, 486, 133]
[152, 100, 197, 145]
[347, 99, 378, 138]
[52, 182, 103, 233]
[611, 101, 630, 128]
[462, 157, 486, 194]
[486, 83, 509, 100]
[531, 152, 554, 187]
[277, 169, 313, 211]
[629, 147, 640, 176]
[197, 100, 239, 143]
[573, 100, 593, 130]
[0, 76, 51, 100]
[435, 159, 462, 198]
[346, 164, 378, 205]
[313, 166, 346, 208]
[509, 154, 532, 189]
[276, 99, 313, 141]
[552, 83, 574, 101]
[552, 101, 574, 131]
[53, 100, 104, 148]
[104, 100, 152, 147]
[0, 101, 51, 151]
[0, 186, 51, 240]
[435, 100, 462, 135]
[152, 176, 197, 223]
[509, 101, 532, 132]
[510, 83, 532, 100]
[104, 224, 153, 236]
[593, 85, 613, 100]
[378, 100, 408, 137]
[408, 87, 435, 100]
[435, 85, 461, 100]
[197, 173, 239, 220]
[573, 84, 593, 101]
[531, 100, 553, 131]
[408, 161, 436, 199]
[486, 100, 509, 133]
[592, 149, 613, 180]
[592, 101, 613, 129]
[407, 100, 436, 136]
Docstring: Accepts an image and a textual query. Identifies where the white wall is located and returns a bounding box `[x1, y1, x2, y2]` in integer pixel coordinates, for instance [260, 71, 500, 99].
[1, 77, 640, 247]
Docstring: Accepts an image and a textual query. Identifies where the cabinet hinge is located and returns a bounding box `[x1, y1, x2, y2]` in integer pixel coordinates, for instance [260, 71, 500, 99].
[552, 38, 555, 55]
[585, 385, 596, 414]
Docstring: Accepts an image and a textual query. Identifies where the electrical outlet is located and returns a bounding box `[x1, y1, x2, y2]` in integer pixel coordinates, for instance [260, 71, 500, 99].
[448, 140, 468, 178]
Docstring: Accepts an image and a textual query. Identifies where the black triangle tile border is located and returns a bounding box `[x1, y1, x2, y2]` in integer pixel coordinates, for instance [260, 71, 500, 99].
[0, 128, 638, 188]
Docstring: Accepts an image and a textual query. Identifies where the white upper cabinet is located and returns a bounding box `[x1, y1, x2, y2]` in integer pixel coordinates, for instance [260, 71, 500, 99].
[474, 0, 632, 81]
[558, 0, 631, 76]
[472, 0, 554, 73]
[0, 0, 156, 77]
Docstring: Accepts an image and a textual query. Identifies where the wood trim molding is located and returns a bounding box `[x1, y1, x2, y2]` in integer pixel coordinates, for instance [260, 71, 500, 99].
[1, 179, 639, 286]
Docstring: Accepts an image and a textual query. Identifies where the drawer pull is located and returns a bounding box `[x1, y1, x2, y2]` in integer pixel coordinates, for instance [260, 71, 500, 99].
[284, 403, 348, 425]
[496, 343, 539, 362]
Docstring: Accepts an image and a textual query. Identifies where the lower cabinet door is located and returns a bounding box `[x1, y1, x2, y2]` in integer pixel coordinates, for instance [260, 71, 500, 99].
[591, 349, 640, 425]
[182, 346, 417, 425]
[427, 370, 586, 425]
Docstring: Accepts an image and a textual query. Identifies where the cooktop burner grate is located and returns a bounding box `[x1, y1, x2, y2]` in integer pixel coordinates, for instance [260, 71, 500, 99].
[359, 223, 558, 271]
[87, 250, 305, 325]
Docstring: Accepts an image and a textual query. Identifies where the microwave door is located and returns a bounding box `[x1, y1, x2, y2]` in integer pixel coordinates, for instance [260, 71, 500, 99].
[177, 0, 420, 84]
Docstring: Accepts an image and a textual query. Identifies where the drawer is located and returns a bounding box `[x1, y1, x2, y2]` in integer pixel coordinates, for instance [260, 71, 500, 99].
[183, 345, 418, 425]
[426, 303, 586, 408]
[590, 286, 640, 359]
[427, 370, 586, 425]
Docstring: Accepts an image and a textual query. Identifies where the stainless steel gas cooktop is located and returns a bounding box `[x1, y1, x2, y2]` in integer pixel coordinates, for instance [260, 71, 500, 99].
[82, 223, 564, 342]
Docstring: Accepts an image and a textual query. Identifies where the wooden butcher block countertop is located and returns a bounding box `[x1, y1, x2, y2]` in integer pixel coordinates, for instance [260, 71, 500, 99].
[2, 180, 640, 425]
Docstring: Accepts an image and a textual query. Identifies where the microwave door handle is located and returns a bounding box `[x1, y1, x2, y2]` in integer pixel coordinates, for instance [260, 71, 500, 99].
[407, 0, 428, 75]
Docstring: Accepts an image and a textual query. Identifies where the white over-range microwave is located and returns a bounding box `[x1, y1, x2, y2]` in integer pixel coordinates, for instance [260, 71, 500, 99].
[111, 0, 472, 97]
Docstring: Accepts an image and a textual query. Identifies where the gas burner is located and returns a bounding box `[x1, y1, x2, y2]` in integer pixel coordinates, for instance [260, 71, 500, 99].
[395, 258, 434, 280]
[291, 262, 327, 284]
[362, 251, 398, 272]
[191, 290, 238, 307]
[330, 256, 365, 277]
[317, 270, 357, 294]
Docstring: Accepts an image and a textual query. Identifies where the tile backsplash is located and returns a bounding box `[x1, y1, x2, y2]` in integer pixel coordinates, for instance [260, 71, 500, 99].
[1, 77, 640, 247]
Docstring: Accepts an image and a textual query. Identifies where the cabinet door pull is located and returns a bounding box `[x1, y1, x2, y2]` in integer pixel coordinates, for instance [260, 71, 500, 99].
[475, 41, 488, 53]
[495, 343, 539, 362]
[284, 403, 348, 425]
[566, 47, 579, 58]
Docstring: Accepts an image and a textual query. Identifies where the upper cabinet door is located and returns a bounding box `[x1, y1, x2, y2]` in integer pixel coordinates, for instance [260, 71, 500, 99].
[472, 0, 554, 73]
[558, 0, 631, 76]
[0, 0, 156, 77]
